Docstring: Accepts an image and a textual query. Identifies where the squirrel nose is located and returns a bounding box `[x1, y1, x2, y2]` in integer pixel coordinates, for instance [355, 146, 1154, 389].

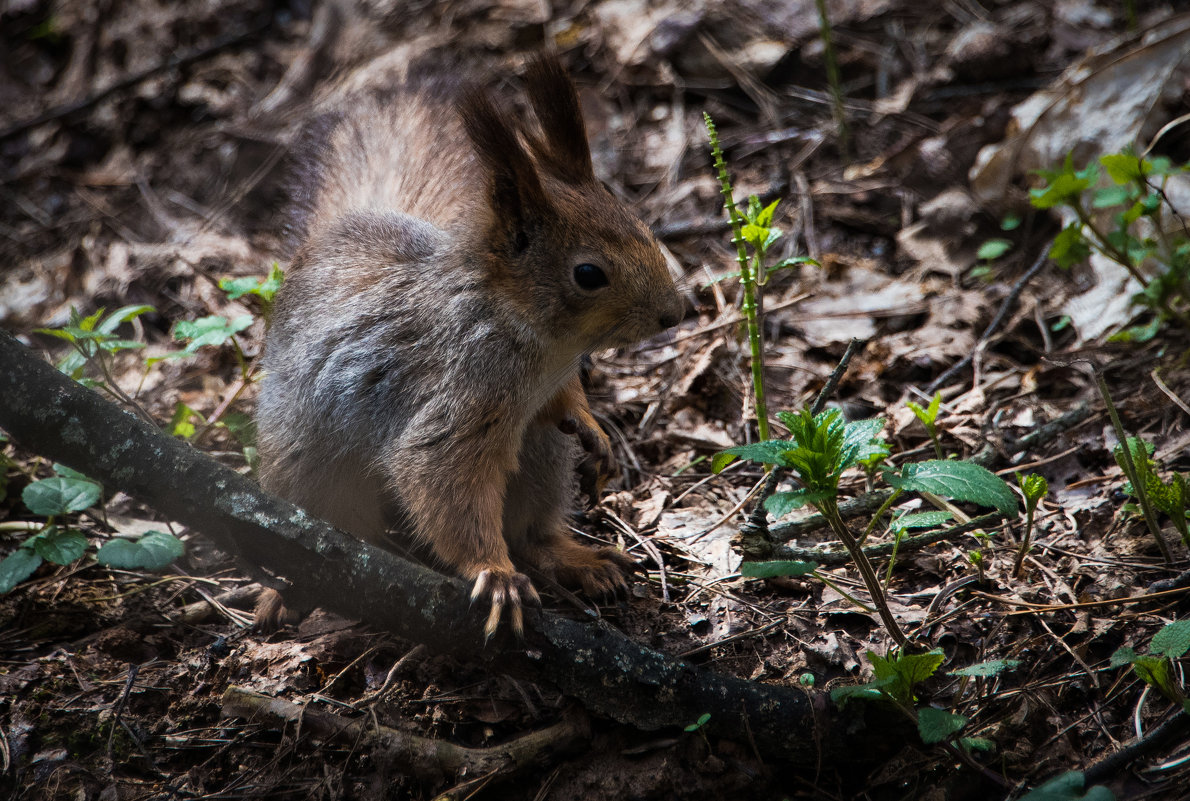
[658, 296, 684, 329]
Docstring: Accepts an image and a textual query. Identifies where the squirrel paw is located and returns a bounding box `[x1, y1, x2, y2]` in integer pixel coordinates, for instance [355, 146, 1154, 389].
[470, 568, 541, 639]
[560, 416, 615, 502]
[556, 547, 636, 598]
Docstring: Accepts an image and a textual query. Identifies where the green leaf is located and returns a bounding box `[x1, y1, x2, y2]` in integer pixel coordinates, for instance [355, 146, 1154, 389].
[0, 548, 44, 594]
[22, 477, 102, 516]
[1109, 646, 1139, 669]
[892, 510, 953, 530]
[714, 441, 795, 471]
[829, 676, 895, 706]
[959, 737, 995, 752]
[1030, 159, 1099, 209]
[885, 460, 1018, 517]
[170, 403, 201, 439]
[843, 418, 887, 465]
[1018, 473, 1049, 504]
[950, 658, 1022, 678]
[977, 239, 1012, 260]
[1150, 620, 1190, 659]
[684, 712, 711, 732]
[917, 707, 967, 744]
[28, 526, 88, 565]
[96, 304, 154, 335]
[1100, 152, 1147, 184]
[1091, 185, 1132, 209]
[174, 315, 253, 350]
[739, 560, 818, 579]
[1017, 771, 1115, 801]
[868, 649, 945, 704]
[767, 256, 818, 272]
[764, 489, 831, 518]
[753, 199, 780, 228]
[96, 530, 184, 570]
[217, 411, 257, 447]
[1001, 213, 1022, 231]
[1107, 317, 1163, 343]
[1049, 222, 1091, 269]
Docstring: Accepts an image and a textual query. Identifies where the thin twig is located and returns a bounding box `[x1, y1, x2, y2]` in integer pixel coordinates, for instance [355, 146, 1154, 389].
[0, 14, 273, 141]
[769, 513, 1004, 567]
[927, 251, 1049, 394]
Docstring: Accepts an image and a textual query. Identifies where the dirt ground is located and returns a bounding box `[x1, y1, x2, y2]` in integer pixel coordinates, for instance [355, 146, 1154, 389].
[3, 0, 1190, 799]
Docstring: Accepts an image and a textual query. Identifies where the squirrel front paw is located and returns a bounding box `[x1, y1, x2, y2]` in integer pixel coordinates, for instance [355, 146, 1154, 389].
[559, 415, 615, 503]
[470, 568, 541, 639]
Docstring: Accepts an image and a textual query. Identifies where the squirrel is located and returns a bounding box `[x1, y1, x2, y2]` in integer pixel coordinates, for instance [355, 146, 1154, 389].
[254, 54, 683, 637]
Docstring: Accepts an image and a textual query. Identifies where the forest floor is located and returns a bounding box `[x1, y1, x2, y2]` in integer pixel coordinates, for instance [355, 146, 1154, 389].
[3, 1, 1190, 799]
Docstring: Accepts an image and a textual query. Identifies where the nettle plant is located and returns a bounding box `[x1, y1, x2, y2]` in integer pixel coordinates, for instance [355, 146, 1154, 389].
[1029, 150, 1190, 340]
[714, 408, 1018, 647]
[831, 647, 1019, 754]
[0, 459, 183, 595]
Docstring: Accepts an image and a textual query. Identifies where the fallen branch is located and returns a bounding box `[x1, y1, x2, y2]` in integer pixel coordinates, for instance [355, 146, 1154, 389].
[0, 330, 904, 764]
[221, 686, 588, 785]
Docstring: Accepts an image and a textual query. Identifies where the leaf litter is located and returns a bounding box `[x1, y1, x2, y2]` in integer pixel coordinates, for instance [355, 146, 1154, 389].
[2, 0, 1190, 799]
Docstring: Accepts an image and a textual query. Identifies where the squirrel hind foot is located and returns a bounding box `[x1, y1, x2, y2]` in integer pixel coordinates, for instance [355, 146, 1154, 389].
[253, 587, 290, 633]
[543, 542, 636, 599]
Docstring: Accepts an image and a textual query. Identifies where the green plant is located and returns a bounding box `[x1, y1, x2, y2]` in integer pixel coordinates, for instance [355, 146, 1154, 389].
[906, 391, 944, 459]
[716, 408, 1018, 646]
[1030, 150, 1190, 338]
[1013, 472, 1049, 577]
[1110, 619, 1190, 712]
[813, 0, 848, 160]
[1098, 375, 1176, 562]
[1017, 771, 1114, 801]
[832, 650, 1012, 753]
[0, 465, 184, 594]
[35, 305, 156, 416]
[218, 262, 284, 319]
[1113, 437, 1189, 549]
[884, 510, 952, 583]
[703, 114, 815, 441]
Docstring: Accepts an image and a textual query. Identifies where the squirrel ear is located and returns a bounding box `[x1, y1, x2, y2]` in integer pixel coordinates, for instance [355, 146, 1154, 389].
[458, 86, 549, 251]
[523, 54, 596, 185]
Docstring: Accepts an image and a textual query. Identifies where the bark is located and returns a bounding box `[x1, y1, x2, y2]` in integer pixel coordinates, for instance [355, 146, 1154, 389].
[0, 330, 905, 763]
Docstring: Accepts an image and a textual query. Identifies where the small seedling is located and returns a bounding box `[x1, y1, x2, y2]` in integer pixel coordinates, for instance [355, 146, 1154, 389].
[1030, 150, 1190, 338]
[704, 114, 815, 440]
[1013, 472, 1049, 577]
[716, 408, 1017, 646]
[834, 652, 1014, 753]
[1113, 437, 1189, 549]
[1110, 619, 1190, 711]
[0, 465, 182, 594]
[218, 262, 284, 319]
[906, 391, 944, 459]
[36, 305, 156, 417]
[883, 510, 952, 584]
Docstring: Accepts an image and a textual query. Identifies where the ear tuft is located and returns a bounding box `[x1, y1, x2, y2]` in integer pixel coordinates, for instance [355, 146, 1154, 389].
[523, 54, 596, 184]
[457, 85, 549, 248]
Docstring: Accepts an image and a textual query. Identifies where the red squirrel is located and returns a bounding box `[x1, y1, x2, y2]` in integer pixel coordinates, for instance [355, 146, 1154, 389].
[255, 55, 683, 637]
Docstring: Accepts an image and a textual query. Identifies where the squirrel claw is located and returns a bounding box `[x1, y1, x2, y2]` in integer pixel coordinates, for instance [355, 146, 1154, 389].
[471, 568, 539, 639]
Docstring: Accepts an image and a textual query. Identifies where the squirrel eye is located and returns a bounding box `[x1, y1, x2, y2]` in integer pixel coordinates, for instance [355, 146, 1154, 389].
[574, 262, 609, 290]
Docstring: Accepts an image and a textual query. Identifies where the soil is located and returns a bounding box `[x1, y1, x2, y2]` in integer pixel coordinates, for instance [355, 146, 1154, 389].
[3, 1, 1190, 799]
